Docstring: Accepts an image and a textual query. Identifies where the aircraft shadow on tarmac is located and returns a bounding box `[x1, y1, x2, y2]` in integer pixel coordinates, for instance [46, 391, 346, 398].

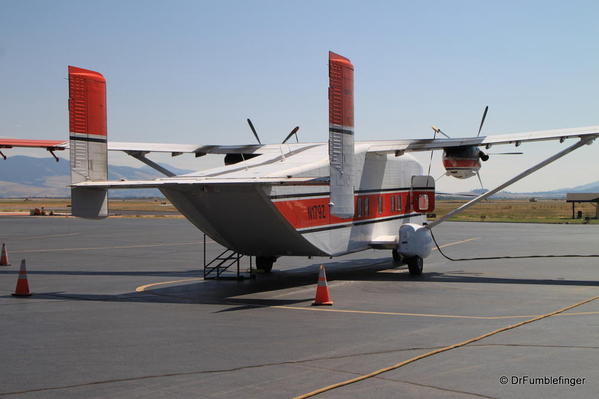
[3, 257, 599, 309]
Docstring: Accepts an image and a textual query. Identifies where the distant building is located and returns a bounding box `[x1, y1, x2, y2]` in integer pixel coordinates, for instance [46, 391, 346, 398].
[566, 193, 599, 219]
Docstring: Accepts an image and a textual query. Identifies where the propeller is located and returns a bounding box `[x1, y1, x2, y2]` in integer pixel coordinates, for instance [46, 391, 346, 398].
[475, 171, 484, 191]
[430, 105, 489, 141]
[476, 105, 489, 137]
[479, 151, 523, 162]
[247, 118, 261, 145]
[431, 125, 451, 139]
[427, 125, 452, 175]
[282, 126, 300, 144]
[475, 105, 490, 162]
[428, 106, 520, 188]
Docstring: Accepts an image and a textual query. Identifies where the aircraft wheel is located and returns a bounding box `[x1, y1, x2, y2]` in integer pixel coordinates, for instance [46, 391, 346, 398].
[256, 256, 276, 273]
[392, 248, 402, 264]
[406, 256, 423, 276]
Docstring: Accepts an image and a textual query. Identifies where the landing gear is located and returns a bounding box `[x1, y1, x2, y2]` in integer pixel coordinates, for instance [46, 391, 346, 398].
[256, 256, 277, 273]
[392, 248, 403, 264]
[406, 256, 423, 276]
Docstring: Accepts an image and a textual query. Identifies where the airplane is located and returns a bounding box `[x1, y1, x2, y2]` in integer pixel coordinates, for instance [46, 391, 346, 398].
[2, 52, 598, 275]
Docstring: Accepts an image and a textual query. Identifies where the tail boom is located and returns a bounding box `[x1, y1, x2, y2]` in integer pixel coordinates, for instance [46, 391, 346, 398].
[68, 66, 108, 218]
[328, 51, 355, 218]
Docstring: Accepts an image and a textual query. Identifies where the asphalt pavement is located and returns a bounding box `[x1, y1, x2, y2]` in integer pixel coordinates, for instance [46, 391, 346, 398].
[1, 217, 598, 398]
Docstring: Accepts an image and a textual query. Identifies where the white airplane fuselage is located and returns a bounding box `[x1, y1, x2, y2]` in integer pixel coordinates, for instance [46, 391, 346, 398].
[159, 144, 431, 257]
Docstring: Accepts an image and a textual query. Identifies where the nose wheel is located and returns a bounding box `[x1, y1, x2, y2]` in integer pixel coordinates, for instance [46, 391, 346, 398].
[405, 256, 423, 276]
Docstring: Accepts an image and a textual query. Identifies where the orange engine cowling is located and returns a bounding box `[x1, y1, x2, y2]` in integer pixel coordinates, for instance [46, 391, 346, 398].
[442, 146, 486, 179]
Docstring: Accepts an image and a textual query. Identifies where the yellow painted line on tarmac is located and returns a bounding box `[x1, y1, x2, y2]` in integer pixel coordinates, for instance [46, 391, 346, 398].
[135, 278, 204, 292]
[434, 237, 479, 250]
[294, 292, 599, 398]
[11, 241, 206, 254]
[273, 305, 535, 320]
[12, 232, 81, 241]
[559, 311, 599, 316]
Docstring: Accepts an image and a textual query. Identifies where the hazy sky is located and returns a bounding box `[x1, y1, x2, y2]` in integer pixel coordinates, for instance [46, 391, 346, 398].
[2, 0, 599, 192]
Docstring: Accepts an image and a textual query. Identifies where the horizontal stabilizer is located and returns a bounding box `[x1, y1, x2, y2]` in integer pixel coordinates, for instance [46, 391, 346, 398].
[72, 176, 329, 189]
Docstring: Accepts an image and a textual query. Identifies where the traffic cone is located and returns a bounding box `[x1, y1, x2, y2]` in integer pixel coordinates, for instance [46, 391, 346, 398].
[12, 259, 32, 297]
[0, 243, 10, 266]
[312, 265, 333, 306]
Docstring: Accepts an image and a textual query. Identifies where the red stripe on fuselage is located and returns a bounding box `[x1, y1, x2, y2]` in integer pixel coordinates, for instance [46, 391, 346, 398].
[272, 190, 432, 230]
[443, 159, 480, 168]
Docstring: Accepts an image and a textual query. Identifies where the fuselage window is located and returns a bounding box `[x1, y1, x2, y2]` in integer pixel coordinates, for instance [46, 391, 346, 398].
[356, 197, 362, 217]
[391, 196, 395, 213]
[378, 195, 383, 214]
[397, 195, 402, 212]
[364, 197, 369, 217]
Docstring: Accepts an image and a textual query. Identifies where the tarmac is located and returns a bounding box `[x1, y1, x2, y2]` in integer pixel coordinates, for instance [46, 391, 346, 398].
[1, 217, 599, 398]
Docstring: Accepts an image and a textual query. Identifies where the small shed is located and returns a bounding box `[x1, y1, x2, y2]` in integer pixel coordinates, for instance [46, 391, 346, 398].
[566, 193, 599, 219]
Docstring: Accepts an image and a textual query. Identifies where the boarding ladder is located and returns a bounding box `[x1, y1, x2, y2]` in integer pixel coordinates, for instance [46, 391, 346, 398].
[202, 234, 255, 280]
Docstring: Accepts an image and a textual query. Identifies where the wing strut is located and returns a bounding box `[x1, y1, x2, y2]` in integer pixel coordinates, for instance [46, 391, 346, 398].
[125, 151, 176, 177]
[426, 136, 596, 229]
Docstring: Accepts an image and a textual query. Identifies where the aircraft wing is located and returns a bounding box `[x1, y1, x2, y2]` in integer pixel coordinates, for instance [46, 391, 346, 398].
[106, 142, 282, 155]
[366, 125, 599, 154]
[0, 138, 67, 149]
[4, 125, 599, 157]
[0, 138, 280, 155]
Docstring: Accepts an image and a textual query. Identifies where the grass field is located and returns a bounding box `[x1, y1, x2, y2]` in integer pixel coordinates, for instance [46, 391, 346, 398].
[0, 198, 182, 218]
[431, 199, 598, 224]
[0, 197, 597, 224]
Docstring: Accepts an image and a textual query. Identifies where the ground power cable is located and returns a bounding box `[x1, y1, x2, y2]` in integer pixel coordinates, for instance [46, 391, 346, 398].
[429, 228, 599, 261]
[293, 291, 599, 398]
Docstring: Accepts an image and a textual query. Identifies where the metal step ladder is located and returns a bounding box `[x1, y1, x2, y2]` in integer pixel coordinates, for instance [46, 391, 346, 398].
[203, 234, 255, 280]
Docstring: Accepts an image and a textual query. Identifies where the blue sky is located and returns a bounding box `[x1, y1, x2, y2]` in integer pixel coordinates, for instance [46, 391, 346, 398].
[1, 0, 599, 192]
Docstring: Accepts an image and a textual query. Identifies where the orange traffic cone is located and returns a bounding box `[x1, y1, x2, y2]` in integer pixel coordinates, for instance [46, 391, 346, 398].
[312, 265, 333, 306]
[0, 243, 10, 266]
[12, 259, 32, 297]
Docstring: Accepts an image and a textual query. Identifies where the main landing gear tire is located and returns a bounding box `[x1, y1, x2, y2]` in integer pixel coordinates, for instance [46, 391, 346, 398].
[406, 256, 423, 276]
[256, 256, 277, 273]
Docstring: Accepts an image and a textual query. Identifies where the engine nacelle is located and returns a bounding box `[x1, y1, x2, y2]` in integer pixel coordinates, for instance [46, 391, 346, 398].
[397, 223, 433, 259]
[443, 146, 483, 179]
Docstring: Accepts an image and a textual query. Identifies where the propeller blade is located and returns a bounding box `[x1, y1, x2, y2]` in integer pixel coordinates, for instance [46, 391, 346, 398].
[476, 105, 489, 137]
[475, 171, 485, 191]
[431, 125, 451, 139]
[282, 126, 300, 144]
[247, 118, 261, 145]
[435, 191, 478, 198]
[487, 152, 524, 155]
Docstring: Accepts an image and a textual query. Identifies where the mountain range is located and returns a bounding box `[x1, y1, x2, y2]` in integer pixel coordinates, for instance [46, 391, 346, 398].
[1, 156, 599, 198]
[0, 156, 192, 198]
